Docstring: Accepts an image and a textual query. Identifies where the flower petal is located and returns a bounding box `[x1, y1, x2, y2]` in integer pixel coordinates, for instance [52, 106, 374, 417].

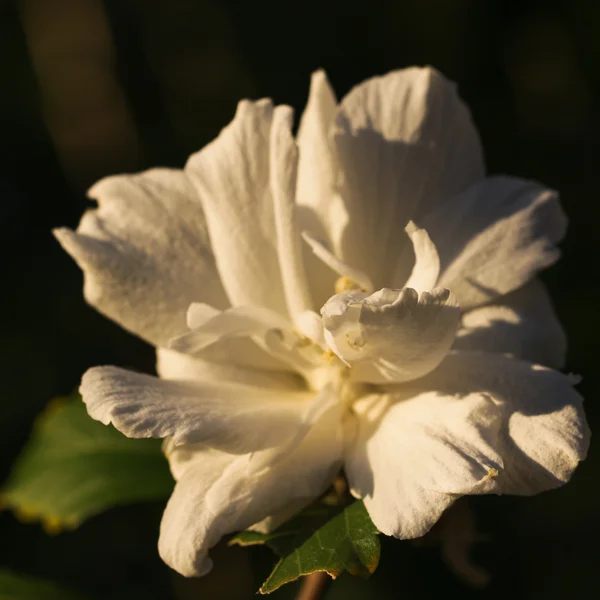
[422, 176, 567, 310]
[172, 336, 289, 372]
[378, 351, 588, 497]
[414, 351, 589, 495]
[80, 366, 315, 452]
[453, 279, 566, 368]
[345, 390, 503, 538]
[159, 447, 235, 576]
[401, 222, 440, 292]
[169, 303, 308, 372]
[53, 169, 228, 347]
[271, 106, 314, 318]
[164, 302, 286, 371]
[294, 310, 327, 348]
[296, 70, 340, 247]
[185, 99, 288, 316]
[158, 403, 343, 576]
[334, 67, 484, 287]
[322, 287, 460, 382]
[156, 347, 301, 390]
[296, 70, 346, 309]
[347, 350, 588, 538]
[169, 304, 290, 356]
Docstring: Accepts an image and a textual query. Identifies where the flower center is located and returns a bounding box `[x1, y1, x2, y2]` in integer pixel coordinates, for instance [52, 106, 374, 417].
[339, 378, 371, 408]
[303, 350, 372, 409]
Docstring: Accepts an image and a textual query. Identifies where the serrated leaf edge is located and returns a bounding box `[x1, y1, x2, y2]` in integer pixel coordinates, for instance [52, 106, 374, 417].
[258, 502, 380, 594]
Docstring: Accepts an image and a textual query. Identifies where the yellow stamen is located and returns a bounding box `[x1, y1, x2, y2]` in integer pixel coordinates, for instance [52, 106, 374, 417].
[322, 349, 337, 364]
[335, 276, 360, 294]
[483, 467, 499, 481]
[293, 333, 313, 348]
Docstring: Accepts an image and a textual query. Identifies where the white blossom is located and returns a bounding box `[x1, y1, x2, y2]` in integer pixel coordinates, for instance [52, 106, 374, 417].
[54, 67, 589, 577]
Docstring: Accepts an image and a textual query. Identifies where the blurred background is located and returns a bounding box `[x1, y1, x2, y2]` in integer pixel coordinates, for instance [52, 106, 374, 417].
[1, 0, 599, 598]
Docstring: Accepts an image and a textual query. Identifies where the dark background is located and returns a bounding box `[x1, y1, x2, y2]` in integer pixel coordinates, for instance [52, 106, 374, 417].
[1, 0, 599, 598]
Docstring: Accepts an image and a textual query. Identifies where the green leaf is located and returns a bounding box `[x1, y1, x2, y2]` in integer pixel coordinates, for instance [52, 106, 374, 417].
[0, 394, 174, 531]
[256, 501, 380, 594]
[229, 504, 341, 552]
[0, 569, 90, 600]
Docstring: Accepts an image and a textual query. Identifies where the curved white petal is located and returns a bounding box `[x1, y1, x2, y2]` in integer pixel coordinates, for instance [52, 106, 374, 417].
[347, 351, 588, 538]
[322, 287, 460, 382]
[156, 347, 302, 390]
[158, 404, 343, 577]
[422, 176, 567, 310]
[53, 169, 228, 347]
[387, 351, 589, 496]
[159, 447, 234, 576]
[345, 391, 503, 538]
[401, 222, 440, 291]
[186, 303, 220, 328]
[169, 303, 317, 374]
[80, 366, 315, 452]
[185, 100, 288, 316]
[169, 304, 290, 356]
[296, 71, 348, 309]
[294, 310, 327, 348]
[261, 329, 324, 375]
[334, 67, 484, 287]
[296, 70, 340, 246]
[170, 336, 289, 372]
[454, 279, 566, 368]
[162, 438, 231, 485]
[164, 302, 289, 371]
[271, 106, 314, 318]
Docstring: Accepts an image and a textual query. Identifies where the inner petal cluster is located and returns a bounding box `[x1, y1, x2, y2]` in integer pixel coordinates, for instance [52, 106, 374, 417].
[320, 286, 460, 384]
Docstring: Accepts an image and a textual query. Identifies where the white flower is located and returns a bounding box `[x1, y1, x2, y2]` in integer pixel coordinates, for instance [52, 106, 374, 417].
[54, 67, 589, 577]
